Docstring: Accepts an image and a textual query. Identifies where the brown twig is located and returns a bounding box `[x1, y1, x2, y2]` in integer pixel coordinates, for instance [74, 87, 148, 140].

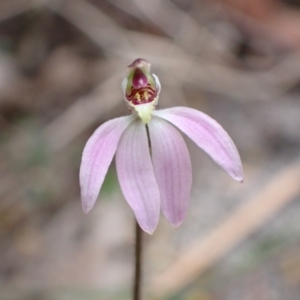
[149, 160, 300, 298]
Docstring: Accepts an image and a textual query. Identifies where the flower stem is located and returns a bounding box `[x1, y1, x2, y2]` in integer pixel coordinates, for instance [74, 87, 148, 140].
[133, 124, 149, 300]
[133, 221, 143, 300]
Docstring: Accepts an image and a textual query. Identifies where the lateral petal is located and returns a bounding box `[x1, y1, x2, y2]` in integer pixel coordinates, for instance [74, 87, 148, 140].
[80, 115, 134, 213]
[148, 117, 192, 227]
[116, 120, 160, 234]
[153, 107, 243, 181]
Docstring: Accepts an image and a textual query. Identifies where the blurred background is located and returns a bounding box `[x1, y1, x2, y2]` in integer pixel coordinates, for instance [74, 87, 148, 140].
[1, 0, 300, 299]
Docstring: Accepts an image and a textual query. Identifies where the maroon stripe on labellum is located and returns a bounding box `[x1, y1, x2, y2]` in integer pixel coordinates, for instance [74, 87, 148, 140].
[126, 84, 157, 105]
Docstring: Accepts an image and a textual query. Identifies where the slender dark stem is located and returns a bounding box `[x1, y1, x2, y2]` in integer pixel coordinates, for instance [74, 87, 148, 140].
[133, 124, 149, 300]
[133, 221, 143, 300]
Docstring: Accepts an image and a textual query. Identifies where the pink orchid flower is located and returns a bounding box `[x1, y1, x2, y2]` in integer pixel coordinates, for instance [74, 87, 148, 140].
[80, 59, 243, 234]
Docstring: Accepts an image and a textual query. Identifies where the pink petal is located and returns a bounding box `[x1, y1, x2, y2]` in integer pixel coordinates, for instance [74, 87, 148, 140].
[116, 120, 160, 234]
[148, 117, 192, 227]
[80, 115, 134, 213]
[153, 107, 243, 181]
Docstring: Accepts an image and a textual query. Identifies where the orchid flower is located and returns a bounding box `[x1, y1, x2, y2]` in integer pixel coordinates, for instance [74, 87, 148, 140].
[80, 59, 243, 234]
